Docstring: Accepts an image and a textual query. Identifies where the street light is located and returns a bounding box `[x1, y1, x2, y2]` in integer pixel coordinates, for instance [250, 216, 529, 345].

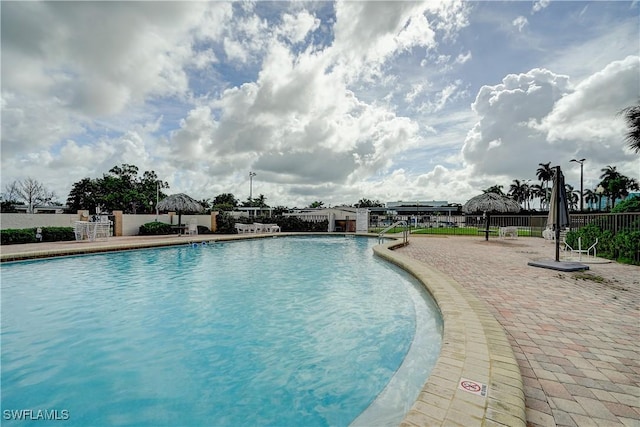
[596, 184, 605, 211]
[249, 171, 256, 201]
[156, 180, 159, 221]
[570, 158, 586, 211]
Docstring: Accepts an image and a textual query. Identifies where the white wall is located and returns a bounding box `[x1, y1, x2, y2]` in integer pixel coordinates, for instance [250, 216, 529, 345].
[1, 213, 81, 230]
[1, 213, 214, 236]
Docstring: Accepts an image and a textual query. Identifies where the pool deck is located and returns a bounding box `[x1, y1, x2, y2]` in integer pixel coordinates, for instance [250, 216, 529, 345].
[1, 234, 638, 426]
[394, 235, 639, 427]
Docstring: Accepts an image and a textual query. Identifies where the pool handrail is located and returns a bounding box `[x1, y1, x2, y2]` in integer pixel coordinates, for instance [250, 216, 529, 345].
[378, 220, 409, 245]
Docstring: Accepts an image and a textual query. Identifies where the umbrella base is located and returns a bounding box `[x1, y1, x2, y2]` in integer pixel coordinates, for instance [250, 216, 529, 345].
[527, 260, 589, 272]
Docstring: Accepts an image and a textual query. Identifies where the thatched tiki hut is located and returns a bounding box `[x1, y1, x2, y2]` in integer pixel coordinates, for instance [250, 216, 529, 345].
[156, 193, 204, 234]
[462, 193, 521, 240]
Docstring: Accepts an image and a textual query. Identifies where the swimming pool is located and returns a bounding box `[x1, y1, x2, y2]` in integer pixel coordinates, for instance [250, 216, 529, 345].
[1, 236, 442, 426]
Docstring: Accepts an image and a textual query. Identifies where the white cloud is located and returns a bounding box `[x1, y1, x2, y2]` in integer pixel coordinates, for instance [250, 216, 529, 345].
[512, 16, 528, 33]
[537, 55, 639, 149]
[278, 10, 321, 44]
[532, 0, 551, 14]
[1, 1, 637, 209]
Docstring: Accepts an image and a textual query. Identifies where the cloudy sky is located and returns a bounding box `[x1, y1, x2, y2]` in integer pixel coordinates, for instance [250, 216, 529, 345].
[1, 1, 638, 208]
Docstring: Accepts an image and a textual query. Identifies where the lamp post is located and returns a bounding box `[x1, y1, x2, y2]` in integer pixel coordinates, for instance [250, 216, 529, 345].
[596, 184, 605, 211]
[249, 171, 256, 201]
[570, 158, 586, 211]
[156, 180, 159, 221]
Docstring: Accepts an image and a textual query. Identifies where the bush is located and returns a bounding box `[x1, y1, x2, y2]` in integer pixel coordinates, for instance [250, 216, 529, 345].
[139, 222, 172, 235]
[216, 213, 329, 234]
[215, 212, 236, 234]
[0, 227, 75, 245]
[611, 196, 640, 213]
[566, 223, 639, 265]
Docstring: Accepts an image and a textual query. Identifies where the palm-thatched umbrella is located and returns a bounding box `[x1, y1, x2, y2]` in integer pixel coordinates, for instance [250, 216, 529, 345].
[548, 166, 570, 261]
[463, 193, 521, 240]
[156, 193, 204, 234]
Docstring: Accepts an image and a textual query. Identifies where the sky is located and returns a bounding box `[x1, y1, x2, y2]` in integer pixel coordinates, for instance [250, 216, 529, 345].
[1, 1, 639, 209]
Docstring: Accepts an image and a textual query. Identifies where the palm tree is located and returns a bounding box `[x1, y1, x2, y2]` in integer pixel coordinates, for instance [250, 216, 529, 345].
[565, 184, 579, 211]
[536, 162, 553, 209]
[530, 183, 544, 210]
[619, 103, 640, 153]
[584, 189, 597, 211]
[599, 165, 622, 209]
[508, 179, 530, 209]
[483, 185, 505, 195]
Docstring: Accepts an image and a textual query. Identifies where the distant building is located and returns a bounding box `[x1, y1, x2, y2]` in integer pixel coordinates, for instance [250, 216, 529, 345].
[13, 204, 67, 214]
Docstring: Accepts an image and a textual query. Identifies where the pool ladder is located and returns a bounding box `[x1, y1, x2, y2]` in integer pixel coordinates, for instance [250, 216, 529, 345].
[378, 221, 409, 245]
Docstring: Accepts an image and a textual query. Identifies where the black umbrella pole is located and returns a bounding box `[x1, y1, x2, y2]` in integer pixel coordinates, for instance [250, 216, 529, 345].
[555, 167, 561, 262]
[485, 214, 490, 241]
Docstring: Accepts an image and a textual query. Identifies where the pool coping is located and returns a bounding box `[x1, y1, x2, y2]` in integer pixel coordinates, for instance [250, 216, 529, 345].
[1, 233, 526, 426]
[374, 239, 526, 427]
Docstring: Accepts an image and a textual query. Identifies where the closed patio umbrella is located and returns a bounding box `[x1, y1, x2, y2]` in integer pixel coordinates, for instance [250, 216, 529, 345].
[156, 193, 204, 234]
[548, 166, 570, 261]
[463, 193, 521, 240]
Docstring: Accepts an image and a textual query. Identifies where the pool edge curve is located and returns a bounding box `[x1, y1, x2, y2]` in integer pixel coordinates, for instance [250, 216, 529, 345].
[373, 239, 526, 427]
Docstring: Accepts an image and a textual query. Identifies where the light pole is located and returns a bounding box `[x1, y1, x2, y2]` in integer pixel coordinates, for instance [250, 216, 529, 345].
[570, 158, 586, 211]
[596, 184, 605, 211]
[155, 181, 159, 221]
[249, 171, 256, 201]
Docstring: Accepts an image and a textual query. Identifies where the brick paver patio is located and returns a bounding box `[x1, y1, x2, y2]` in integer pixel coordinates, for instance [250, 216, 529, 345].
[395, 235, 639, 427]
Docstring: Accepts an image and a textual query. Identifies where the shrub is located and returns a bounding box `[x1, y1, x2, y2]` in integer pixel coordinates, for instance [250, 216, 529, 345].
[0, 227, 75, 245]
[215, 212, 236, 234]
[566, 223, 639, 265]
[139, 222, 172, 235]
[41, 227, 75, 242]
[611, 196, 640, 213]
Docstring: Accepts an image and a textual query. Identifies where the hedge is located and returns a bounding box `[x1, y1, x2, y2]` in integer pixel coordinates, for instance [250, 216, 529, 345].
[0, 227, 75, 245]
[565, 222, 640, 265]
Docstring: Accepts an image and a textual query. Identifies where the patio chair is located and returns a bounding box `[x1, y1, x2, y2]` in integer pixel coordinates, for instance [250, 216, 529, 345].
[188, 220, 198, 236]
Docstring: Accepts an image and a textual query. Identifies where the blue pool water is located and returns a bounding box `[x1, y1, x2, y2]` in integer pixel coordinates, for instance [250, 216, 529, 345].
[1, 236, 442, 426]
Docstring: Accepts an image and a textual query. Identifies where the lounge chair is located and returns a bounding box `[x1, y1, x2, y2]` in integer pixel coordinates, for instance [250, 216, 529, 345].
[499, 226, 518, 239]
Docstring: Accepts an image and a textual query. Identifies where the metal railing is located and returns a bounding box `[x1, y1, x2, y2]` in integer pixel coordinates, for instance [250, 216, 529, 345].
[370, 213, 639, 238]
[378, 220, 409, 245]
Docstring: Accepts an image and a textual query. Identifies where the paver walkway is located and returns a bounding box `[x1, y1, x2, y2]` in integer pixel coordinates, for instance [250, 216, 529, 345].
[396, 235, 640, 427]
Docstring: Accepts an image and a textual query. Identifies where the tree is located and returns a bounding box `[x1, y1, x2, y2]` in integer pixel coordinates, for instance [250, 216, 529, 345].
[5, 178, 57, 213]
[584, 189, 597, 211]
[483, 185, 505, 195]
[536, 162, 553, 209]
[565, 184, 579, 211]
[309, 201, 324, 208]
[530, 183, 545, 210]
[66, 164, 168, 214]
[619, 103, 640, 153]
[354, 198, 383, 208]
[508, 179, 531, 209]
[66, 178, 98, 212]
[242, 194, 268, 208]
[596, 165, 638, 209]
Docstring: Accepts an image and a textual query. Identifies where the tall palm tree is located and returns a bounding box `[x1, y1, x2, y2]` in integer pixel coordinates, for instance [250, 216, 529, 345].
[508, 179, 530, 209]
[599, 165, 621, 209]
[483, 185, 505, 195]
[536, 162, 553, 209]
[530, 183, 545, 210]
[584, 189, 597, 211]
[565, 184, 579, 211]
[619, 103, 640, 153]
